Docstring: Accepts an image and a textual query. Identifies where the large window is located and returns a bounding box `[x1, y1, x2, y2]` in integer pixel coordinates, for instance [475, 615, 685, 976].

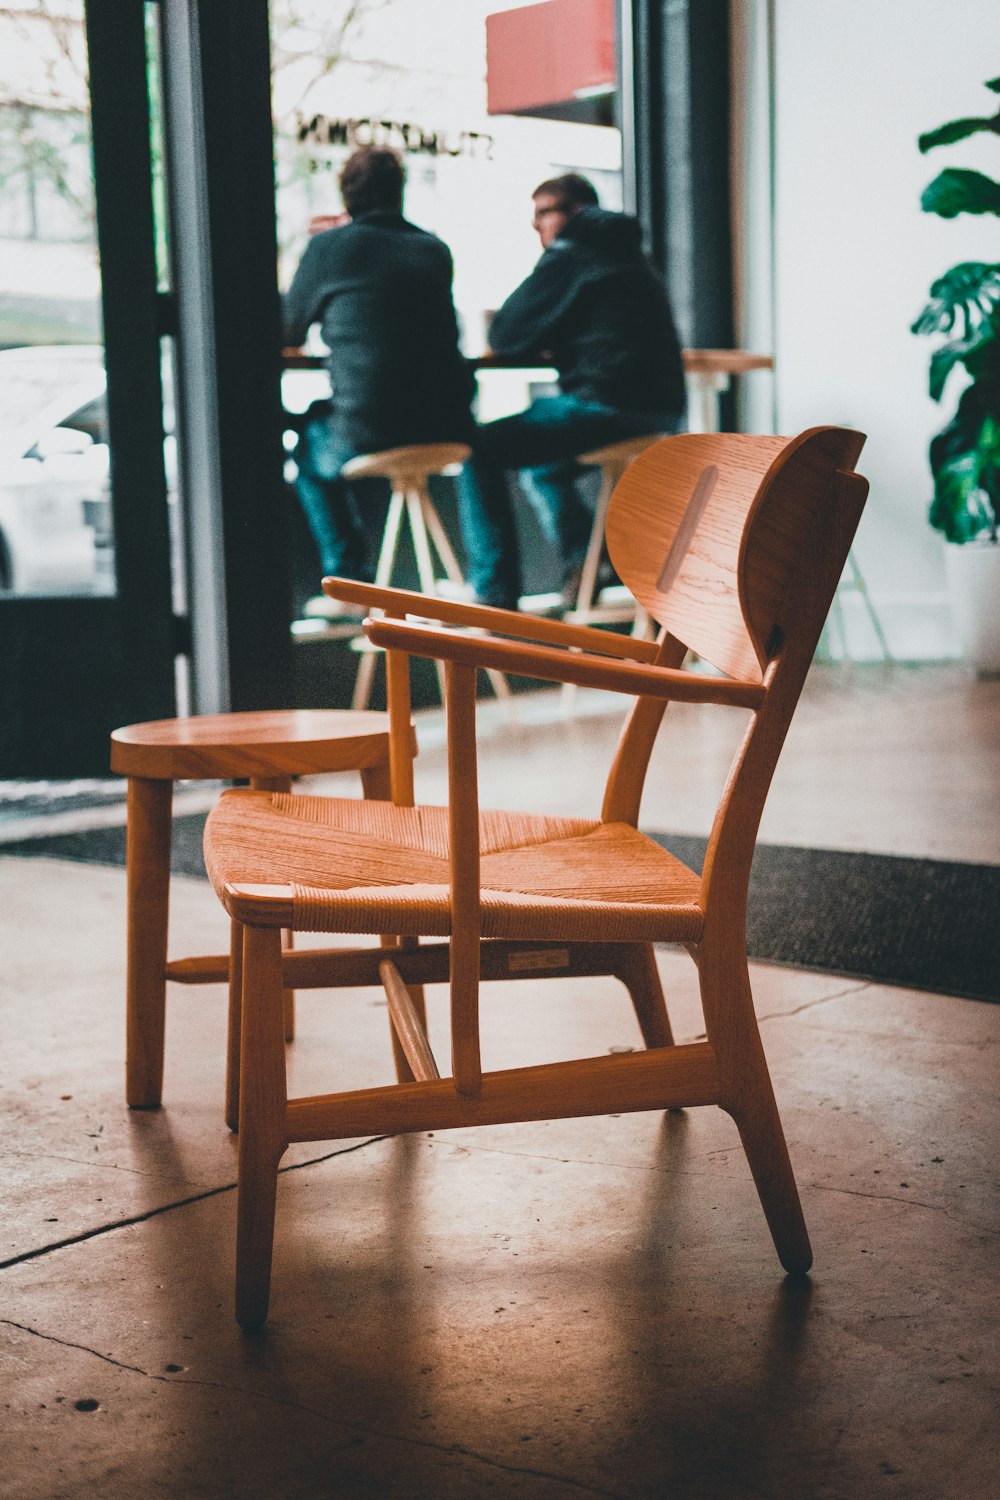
[271, 0, 624, 423]
[0, 1, 110, 599]
[0, 1, 182, 618]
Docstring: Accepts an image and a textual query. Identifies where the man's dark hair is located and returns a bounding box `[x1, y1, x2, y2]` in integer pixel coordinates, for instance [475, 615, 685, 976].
[340, 146, 405, 217]
[532, 173, 600, 212]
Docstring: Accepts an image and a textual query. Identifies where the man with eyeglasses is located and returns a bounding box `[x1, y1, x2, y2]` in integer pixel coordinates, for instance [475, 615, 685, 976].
[453, 173, 686, 611]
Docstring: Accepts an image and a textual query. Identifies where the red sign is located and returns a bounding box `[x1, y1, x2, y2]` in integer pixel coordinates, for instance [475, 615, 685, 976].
[486, 0, 616, 117]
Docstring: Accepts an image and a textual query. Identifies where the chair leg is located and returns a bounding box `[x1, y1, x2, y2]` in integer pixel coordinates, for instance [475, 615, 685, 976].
[125, 776, 173, 1108]
[703, 957, 812, 1274]
[731, 1084, 813, 1274]
[225, 918, 243, 1132]
[249, 775, 296, 1046]
[616, 942, 675, 1048]
[359, 754, 428, 1083]
[282, 931, 296, 1043]
[235, 923, 289, 1330]
[381, 935, 429, 1083]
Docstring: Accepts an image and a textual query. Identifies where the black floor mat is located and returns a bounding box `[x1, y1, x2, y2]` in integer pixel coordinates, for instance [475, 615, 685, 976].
[650, 833, 999, 1003]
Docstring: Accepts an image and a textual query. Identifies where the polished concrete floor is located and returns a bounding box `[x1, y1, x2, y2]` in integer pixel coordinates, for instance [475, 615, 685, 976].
[2, 664, 998, 1498]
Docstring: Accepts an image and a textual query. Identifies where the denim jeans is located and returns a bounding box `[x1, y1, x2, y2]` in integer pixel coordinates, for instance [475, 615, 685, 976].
[456, 395, 682, 607]
[292, 407, 386, 581]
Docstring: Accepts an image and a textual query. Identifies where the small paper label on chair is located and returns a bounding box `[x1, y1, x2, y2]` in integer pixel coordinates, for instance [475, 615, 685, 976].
[508, 948, 570, 973]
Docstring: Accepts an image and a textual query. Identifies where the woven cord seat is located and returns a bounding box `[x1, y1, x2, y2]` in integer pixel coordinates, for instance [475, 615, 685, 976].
[205, 790, 703, 943]
[200, 427, 871, 1328]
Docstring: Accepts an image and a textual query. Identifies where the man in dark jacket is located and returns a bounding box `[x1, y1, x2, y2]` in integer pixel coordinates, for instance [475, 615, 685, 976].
[456, 173, 686, 609]
[283, 147, 474, 611]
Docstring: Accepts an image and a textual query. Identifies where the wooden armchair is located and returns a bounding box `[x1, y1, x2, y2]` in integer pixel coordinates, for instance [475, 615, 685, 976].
[202, 427, 869, 1328]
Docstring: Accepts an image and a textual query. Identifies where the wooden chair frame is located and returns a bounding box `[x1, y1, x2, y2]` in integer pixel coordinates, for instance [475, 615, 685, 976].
[205, 428, 869, 1327]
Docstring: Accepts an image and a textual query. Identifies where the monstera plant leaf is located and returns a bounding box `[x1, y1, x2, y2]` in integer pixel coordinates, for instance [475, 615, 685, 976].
[912, 262, 1000, 337]
[921, 167, 1000, 218]
[915, 78, 1000, 544]
[928, 337, 989, 402]
[919, 77, 1000, 151]
[912, 263, 1000, 399]
[928, 387, 1000, 542]
[919, 115, 1000, 151]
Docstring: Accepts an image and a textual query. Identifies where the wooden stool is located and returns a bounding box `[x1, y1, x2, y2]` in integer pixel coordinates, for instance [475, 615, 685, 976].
[110, 709, 412, 1122]
[563, 434, 667, 631]
[341, 444, 509, 710]
[559, 435, 664, 710]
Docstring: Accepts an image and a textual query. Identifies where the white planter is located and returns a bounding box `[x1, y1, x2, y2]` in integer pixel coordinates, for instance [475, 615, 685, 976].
[944, 539, 1000, 677]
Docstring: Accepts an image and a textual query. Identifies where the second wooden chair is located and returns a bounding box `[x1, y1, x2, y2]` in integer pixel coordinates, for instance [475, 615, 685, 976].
[110, 707, 416, 1127]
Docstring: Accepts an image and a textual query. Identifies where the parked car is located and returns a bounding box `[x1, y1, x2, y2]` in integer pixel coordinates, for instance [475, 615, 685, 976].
[0, 345, 118, 596]
[0, 342, 333, 600]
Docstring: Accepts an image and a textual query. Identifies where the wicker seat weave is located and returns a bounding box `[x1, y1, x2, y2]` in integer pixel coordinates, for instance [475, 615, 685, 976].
[204, 790, 704, 942]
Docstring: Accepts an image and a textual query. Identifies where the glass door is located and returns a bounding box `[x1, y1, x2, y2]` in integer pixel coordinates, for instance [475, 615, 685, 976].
[0, 0, 176, 775]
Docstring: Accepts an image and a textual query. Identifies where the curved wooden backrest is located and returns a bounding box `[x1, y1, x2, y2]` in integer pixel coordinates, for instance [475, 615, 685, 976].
[739, 427, 867, 670]
[605, 428, 865, 681]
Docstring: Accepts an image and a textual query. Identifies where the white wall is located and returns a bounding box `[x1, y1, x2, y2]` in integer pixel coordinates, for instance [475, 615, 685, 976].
[737, 0, 1000, 659]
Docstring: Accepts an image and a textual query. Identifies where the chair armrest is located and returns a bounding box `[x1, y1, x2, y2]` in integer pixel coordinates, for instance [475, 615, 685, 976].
[364, 617, 765, 708]
[322, 575, 661, 663]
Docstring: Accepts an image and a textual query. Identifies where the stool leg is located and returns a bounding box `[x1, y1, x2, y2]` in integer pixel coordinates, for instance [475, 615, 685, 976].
[419, 489, 465, 583]
[354, 487, 407, 710]
[374, 487, 407, 587]
[562, 466, 619, 713]
[849, 550, 894, 662]
[406, 485, 448, 702]
[632, 606, 655, 640]
[125, 776, 173, 1108]
[352, 640, 379, 712]
[576, 467, 617, 617]
[483, 664, 513, 702]
[406, 484, 440, 596]
[360, 760, 391, 801]
[352, 486, 401, 708]
[417, 487, 510, 701]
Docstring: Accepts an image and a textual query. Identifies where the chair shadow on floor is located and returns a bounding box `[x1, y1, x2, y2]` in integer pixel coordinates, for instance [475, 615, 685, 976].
[619, 1108, 818, 1485]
